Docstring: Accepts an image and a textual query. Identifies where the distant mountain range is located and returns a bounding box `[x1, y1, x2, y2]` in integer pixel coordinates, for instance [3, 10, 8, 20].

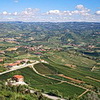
[0, 22, 100, 47]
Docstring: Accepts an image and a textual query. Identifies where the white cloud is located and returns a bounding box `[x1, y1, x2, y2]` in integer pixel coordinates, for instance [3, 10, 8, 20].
[0, 5, 100, 22]
[13, 12, 18, 15]
[95, 11, 100, 15]
[2, 11, 12, 15]
[75, 5, 90, 16]
[71, 10, 79, 14]
[2, 11, 8, 15]
[46, 5, 90, 16]
[76, 5, 85, 10]
[7, 17, 14, 20]
[63, 11, 72, 15]
[21, 8, 40, 16]
[47, 10, 60, 15]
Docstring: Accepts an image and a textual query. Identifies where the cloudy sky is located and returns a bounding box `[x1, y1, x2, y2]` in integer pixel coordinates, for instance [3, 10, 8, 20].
[0, 0, 100, 22]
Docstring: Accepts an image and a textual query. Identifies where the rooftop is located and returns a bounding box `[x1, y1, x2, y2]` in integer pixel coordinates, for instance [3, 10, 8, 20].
[13, 75, 24, 79]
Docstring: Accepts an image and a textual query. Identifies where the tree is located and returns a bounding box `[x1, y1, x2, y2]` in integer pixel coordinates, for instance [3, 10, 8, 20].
[0, 95, 5, 100]
[81, 92, 100, 100]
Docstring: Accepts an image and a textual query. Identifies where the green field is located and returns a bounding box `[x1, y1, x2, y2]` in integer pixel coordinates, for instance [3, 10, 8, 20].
[0, 67, 58, 86]
[35, 83, 85, 97]
[0, 22, 100, 99]
[47, 51, 96, 67]
[40, 52, 100, 88]
[34, 63, 57, 75]
[0, 67, 85, 98]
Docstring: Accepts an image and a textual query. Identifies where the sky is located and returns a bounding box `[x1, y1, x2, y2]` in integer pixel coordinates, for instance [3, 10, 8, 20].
[0, 0, 100, 22]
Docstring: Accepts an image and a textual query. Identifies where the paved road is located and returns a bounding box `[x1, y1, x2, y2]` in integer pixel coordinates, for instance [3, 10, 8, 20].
[31, 64, 87, 90]
[31, 65, 66, 100]
[0, 60, 89, 100]
[31, 65, 90, 100]
[42, 93, 66, 100]
[0, 60, 66, 100]
[29, 89, 66, 100]
[0, 61, 40, 75]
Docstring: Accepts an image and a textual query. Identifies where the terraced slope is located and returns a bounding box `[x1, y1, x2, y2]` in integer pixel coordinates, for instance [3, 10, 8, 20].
[0, 67, 85, 98]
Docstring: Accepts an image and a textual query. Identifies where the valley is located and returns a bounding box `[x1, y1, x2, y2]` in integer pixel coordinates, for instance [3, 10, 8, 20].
[0, 22, 100, 100]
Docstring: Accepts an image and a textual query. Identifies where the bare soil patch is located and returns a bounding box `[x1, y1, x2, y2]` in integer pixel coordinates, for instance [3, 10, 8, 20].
[58, 74, 85, 84]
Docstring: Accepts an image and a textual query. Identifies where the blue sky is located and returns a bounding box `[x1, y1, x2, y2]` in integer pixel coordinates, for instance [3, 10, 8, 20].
[0, 0, 100, 22]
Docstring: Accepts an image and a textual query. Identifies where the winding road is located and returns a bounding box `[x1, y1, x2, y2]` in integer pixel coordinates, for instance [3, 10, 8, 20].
[0, 61, 40, 75]
[0, 60, 66, 100]
[0, 60, 90, 100]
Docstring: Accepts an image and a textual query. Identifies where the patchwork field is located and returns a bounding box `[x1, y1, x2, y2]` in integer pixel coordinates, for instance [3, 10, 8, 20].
[34, 63, 57, 75]
[0, 67, 58, 85]
[0, 67, 85, 98]
[35, 83, 85, 97]
[46, 51, 96, 67]
[40, 52, 100, 88]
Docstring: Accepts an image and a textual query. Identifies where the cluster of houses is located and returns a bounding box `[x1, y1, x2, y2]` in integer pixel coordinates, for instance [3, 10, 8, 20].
[19, 45, 47, 52]
[6, 59, 40, 70]
[6, 59, 48, 69]
[6, 59, 29, 69]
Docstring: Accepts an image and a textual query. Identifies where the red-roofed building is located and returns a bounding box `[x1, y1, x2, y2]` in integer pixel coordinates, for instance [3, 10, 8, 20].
[34, 52, 42, 55]
[12, 75, 24, 82]
[7, 62, 20, 68]
[0, 59, 3, 62]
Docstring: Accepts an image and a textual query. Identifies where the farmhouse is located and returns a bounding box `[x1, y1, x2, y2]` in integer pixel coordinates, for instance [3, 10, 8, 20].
[16, 59, 29, 64]
[0, 59, 3, 62]
[7, 63, 19, 69]
[6, 75, 27, 86]
[12, 75, 24, 82]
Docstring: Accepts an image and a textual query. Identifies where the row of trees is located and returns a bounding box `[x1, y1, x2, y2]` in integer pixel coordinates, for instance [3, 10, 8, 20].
[0, 81, 50, 100]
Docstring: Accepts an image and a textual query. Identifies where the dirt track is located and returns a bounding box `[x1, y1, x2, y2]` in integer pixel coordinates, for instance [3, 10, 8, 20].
[58, 74, 85, 84]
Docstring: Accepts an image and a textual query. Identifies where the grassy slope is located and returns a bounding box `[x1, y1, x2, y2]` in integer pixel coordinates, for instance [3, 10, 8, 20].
[35, 83, 85, 97]
[0, 67, 85, 97]
[34, 62, 100, 87]
[0, 67, 58, 86]
[48, 51, 96, 67]
[34, 63, 57, 75]
[40, 52, 100, 87]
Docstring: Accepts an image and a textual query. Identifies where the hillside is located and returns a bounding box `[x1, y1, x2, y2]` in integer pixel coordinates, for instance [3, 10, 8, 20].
[0, 22, 100, 100]
[0, 22, 100, 47]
